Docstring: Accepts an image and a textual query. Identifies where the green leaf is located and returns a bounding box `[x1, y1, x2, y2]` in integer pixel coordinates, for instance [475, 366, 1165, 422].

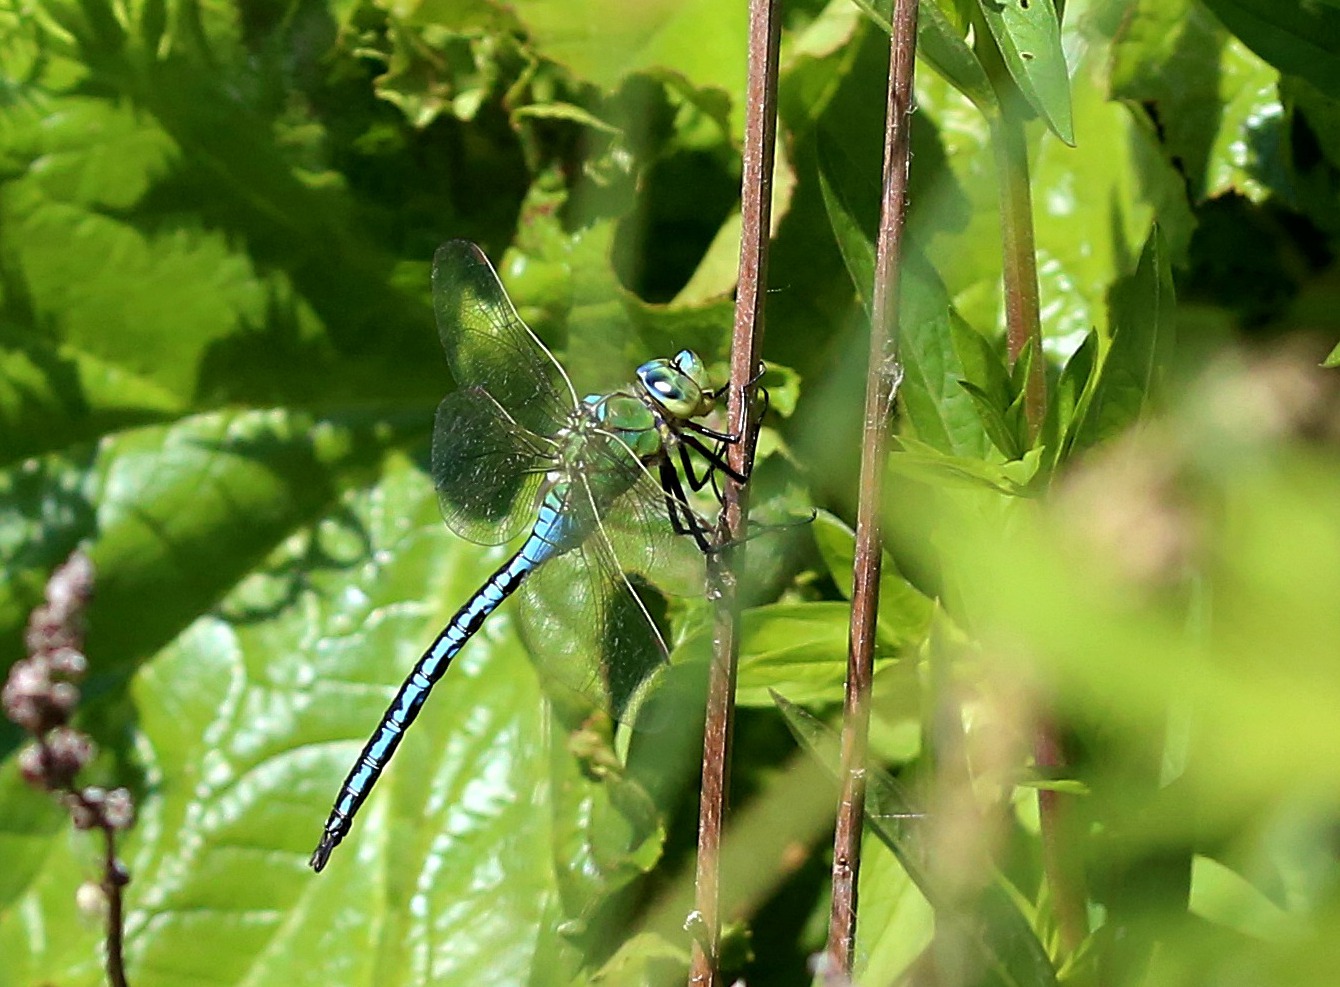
[975, 0, 1075, 145]
[1325, 340, 1340, 368]
[1200, 0, 1340, 100]
[730, 602, 900, 707]
[1072, 227, 1176, 450]
[508, 0, 749, 133]
[1189, 855, 1295, 942]
[1046, 328, 1097, 466]
[950, 312, 1013, 412]
[817, 141, 990, 458]
[809, 510, 936, 646]
[890, 437, 1042, 495]
[1111, 0, 1283, 203]
[958, 378, 1024, 459]
[851, 0, 997, 111]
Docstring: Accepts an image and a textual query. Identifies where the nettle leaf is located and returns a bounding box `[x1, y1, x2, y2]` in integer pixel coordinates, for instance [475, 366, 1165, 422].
[509, 0, 749, 133]
[976, 0, 1074, 145]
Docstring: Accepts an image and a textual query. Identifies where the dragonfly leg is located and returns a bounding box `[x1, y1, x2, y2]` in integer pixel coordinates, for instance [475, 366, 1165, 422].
[659, 458, 715, 554]
[681, 432, 750, 484]
[678, 441, 716, 492]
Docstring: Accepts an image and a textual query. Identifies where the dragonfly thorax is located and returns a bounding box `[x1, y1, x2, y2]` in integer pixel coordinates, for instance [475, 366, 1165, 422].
[571, 392, 664, 465]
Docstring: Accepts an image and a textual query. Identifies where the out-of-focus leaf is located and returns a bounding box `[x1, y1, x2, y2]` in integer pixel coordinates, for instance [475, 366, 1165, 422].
[1324, 340, 1340, 368]
[1111, 0, 1283, 203]
[1200, 0, 1340, 100]
[975, 0, 1075, 145]
[1189, 855, 1295, 942]
[890, 438, 1042, 495]
[773, 694, 1060, 987]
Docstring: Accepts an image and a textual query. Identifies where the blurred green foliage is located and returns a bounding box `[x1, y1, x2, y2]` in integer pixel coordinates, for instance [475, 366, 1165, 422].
[2, 0, 1340, 984]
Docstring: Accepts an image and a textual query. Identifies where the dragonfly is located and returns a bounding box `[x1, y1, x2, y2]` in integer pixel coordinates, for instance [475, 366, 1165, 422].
[310, 239, 752, 872]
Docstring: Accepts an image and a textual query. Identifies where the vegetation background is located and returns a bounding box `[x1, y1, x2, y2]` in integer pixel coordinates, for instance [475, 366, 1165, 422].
[3, 0, 1340, 984]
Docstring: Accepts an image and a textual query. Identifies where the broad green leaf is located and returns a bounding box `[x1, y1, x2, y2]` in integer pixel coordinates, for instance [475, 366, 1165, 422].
[1200, 0, 1340, 100]
[1325, 340, 1340, 368]
[809, 510, 936, 646]
[729, 602, 900, 707]
[1189, 855, 1294, 942]
[975, 0, 1075, 145]
[508, 0, 749, 134]
[890, 437, 1042, 495]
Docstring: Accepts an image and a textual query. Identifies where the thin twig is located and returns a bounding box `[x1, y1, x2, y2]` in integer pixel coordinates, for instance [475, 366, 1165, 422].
[688, 0, 781, 983]
[824, 0, 919, 975]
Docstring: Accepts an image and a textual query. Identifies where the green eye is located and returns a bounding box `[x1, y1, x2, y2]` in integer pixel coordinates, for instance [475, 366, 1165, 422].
[636, 354, 709, 418]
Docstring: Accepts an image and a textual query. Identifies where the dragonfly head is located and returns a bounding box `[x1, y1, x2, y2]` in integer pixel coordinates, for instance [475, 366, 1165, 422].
[636, 350, 714, 420]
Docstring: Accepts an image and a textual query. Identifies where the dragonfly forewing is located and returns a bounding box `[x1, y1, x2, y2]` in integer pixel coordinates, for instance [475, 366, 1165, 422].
[432, 240, 574, 438]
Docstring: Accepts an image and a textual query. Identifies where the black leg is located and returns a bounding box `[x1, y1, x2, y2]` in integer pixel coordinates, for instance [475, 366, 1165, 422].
[682, 433, 750, 483]
[659, 459, 714, 554]
[679, 443, 715, 492]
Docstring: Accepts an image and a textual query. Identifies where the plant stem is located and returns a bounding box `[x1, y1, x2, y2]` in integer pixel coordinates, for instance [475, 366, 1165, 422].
[688, 0, 781, 984]
[985, 84, 1046, 434]
[975, 19, 1084, 959]
[102, 826, 130, 987]
[824, 0, 918, 975]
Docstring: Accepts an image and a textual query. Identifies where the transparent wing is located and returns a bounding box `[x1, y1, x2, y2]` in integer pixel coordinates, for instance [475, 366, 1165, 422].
[432, 387, 553, 546]
[432, 240, 575, 437]
[518, 537, 671, 727]
[518, 434, 708, 726]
